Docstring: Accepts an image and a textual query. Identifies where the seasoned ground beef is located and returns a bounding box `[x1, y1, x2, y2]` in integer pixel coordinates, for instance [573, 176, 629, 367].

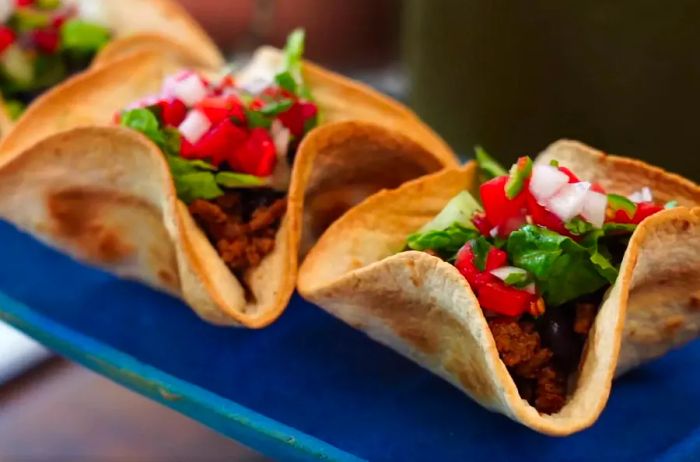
[189, 189, 287, 275]
[488, 296, 601, 414]
[488, 318, 567, 413]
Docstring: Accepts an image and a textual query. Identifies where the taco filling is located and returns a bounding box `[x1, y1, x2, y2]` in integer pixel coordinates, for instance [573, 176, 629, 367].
[0, 0, 112, 118]
[117, 30, 317, 283]
[404, 150, 676, 413]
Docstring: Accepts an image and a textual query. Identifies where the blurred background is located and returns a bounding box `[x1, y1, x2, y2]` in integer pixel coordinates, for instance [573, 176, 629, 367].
[3, 1, 699, 460]
[179, 0, 700, 180]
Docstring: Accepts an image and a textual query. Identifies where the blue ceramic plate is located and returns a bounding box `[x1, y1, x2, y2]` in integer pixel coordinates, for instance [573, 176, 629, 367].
[0, 218, 699, 461]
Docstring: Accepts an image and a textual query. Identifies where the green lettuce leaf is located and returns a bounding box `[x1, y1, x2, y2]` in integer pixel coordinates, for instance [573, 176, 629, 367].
[60, 19, 111, 53]
[173, 172, 224, 204]
[216, 171, 267, 188]
[506, 225, 612, 306]
[470, 236, 493, 271]
[121, 109, 224, 203]
[120, 108, 165, 144]
[406, 223, 478, 256]
[419, 190, 481, 233]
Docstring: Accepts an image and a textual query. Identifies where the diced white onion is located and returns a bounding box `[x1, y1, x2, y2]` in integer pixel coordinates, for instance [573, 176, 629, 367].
[270, 119, 291, 157]
[490, 266, 527, 281]
[529, 165, 570, 203]
[0, 0, 14, 24]
[546, 181, 591, 222]
[66, 0, 109, 26]
[580, 190, 608, 228]
[489, 226, 499, 238]
[628, 186, 653, 203]
[170, 73, 208, 106]
[178, 110, 211, 144]
[523, 283, 536, 294]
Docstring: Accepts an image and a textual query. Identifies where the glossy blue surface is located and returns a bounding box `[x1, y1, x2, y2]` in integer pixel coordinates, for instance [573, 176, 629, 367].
[0, 218, 699, 462]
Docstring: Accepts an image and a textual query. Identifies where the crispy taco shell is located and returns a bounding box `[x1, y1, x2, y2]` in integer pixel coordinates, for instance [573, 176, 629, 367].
[298, 140, 700, 435]
[0, 46, 457, 327]
[0, 0, 223, 138]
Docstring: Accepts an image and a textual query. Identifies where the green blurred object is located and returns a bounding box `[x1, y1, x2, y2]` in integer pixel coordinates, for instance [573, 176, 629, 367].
[403, 0, 700, 180]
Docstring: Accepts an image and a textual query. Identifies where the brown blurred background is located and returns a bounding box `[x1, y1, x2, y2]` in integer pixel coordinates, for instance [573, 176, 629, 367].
[181, 0, 700, 180]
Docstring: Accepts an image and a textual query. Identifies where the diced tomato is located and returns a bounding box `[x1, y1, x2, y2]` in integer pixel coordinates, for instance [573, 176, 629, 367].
[632, 202, 664, 224]
[228, 127, 277, 176]
[559, 166, 580, 183]
[480, 176, 527, 236]
[455, 244, 480, 288]
[159, 99, 187, 127]
[485, 247, 508, 271]
[526, 194, 571, 236]
[471, 212, 492, 236]
[52, 14, 69, 28]
[32, 28, 60, 54]
[180, 138, 197, 159]
[249, 98, 264, 111]
[193, 119, 247, 166]
[16, 0, 33, 6]
[263, 86, 294, 100]
[591, 182, 606, 194]
[608, 208, 635, 224]
[277, 101, 305, 137]
[0, 27, 16, 54]
[477, 281, 533, 317]
[216, 75, 235, 91]
[195, 96, 245, 124]
[300, 101, 318, 120]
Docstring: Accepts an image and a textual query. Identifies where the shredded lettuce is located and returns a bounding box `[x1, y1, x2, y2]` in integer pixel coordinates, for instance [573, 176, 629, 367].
[216, 172, 267, 188]
[60, 19, 111, 53]
[406, 223, 478, 257]
[470, 236, 493, 271]
[419, 191, 481, 233]
[506, 225, 615, 306]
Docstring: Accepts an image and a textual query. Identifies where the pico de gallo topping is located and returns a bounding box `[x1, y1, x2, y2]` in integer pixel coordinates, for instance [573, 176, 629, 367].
[405, 148, 675, 413]
[0, 0, 111, 118]
[119, 30, 318, 280]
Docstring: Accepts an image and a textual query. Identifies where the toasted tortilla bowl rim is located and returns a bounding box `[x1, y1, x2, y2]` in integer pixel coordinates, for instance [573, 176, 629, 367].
[1, 125, 294, 327]
[297, 155, 700, 435]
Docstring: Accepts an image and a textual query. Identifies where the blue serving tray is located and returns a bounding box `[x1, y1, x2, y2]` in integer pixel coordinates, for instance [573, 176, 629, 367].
[1, 217, 699, 462]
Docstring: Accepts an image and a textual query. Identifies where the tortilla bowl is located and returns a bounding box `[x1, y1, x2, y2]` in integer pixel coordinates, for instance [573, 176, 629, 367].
[0, 45, 457, 327]
[297, 139, 700, 435]
[0, 0, 223, 138]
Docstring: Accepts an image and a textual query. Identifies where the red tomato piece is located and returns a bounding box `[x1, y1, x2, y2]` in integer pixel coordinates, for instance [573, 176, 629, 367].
[455, 244, 480, 288]
[591, 182, 606, 194]
[0, 27, 16, 54]
[559, 166, 580, 183]
[480, 176, 527, 235]
[194, 96, 245, 124]
[471, 212, 492, 236]
[485, 247, 508, 271]
[52, 13, 68, 28]
[16, 0, 33, 6]
[194, 119, 248, 166]
[32, 28, 60, 54]
[632, 202, 664, 224]
[277, 101, 305, 137]
[228, 128, 277, 176]
[526, 194, 571, 236]
[180, 138, 198, 159]
[608, 208, 635, 224]
[477, 281, 533, 317]
[159, 99, 187, 127]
